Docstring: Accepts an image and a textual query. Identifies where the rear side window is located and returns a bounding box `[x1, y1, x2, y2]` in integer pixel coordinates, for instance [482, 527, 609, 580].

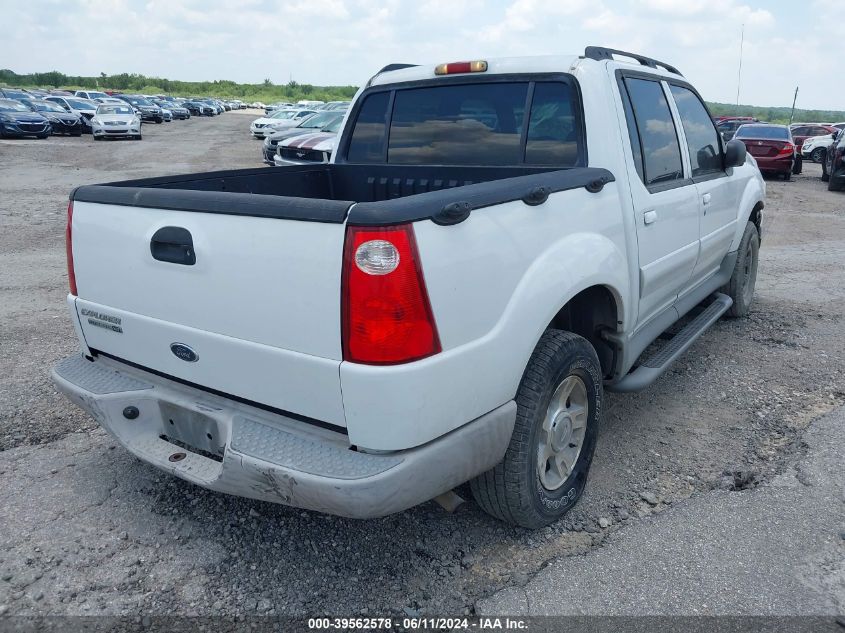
[622, 77, 684, 186]
[345, 80, 585, 166]
[669, 84, 723, 177]
[525, 82, 581, 165]
[346, 91, 389, 163]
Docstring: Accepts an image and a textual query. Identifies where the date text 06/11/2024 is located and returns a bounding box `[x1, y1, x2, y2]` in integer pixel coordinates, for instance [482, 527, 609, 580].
[306, 617, 528, 630]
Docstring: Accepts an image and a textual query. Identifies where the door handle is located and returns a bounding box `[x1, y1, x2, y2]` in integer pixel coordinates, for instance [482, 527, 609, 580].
[643, 210, 658, 225]
[702, 193, 712, 205]
[150, 226, 196, 265]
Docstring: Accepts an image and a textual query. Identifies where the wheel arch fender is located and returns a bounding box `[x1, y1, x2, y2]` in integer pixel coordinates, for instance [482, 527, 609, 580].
[730, 178, 765, 250]
[495, 232, 630, 386]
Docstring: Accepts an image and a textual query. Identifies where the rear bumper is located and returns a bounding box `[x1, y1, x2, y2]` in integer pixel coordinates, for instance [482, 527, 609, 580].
[754, 155, 793, 173]
[51, 354, 516, 518]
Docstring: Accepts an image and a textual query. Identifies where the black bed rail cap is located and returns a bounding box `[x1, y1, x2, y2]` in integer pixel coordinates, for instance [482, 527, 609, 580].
[584, 46, 682, 76]
[348, 167, 615, 226]
[71, 185, 354, 223]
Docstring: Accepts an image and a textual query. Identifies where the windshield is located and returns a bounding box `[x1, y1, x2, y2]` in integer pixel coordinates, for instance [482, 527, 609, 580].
[0, 100, 29, 112]
[324, 117, 344, 133]
[735, 125, 789, 140]
[3, 90, 29, 99]
[298, 112, 339, 128]
[31, 101, 67, 113]
[86, 91, 108, 99]
[97, 105, 134, 115]
[271, 110, 296, 119]
[67, 99, 94, 110]
[128, 97, 152, 106]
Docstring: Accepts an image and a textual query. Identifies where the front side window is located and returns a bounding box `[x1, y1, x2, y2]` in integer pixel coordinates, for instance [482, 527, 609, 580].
[669, 84, 723, 177]
[622, 77, 684, 186]
[346, 80, 585, 166]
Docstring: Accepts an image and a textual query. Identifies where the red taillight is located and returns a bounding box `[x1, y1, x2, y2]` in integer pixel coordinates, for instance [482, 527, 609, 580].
[776, 143, 795, 157]
[66, 200, 77, 296]
[342, 224, 441, 365]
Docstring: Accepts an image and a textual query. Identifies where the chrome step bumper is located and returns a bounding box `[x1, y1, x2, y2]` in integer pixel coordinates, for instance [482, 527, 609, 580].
[52, 354, 516, 518]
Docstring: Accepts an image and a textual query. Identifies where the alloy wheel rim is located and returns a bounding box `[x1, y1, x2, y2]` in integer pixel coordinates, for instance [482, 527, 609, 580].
[537, 375, 588, 491]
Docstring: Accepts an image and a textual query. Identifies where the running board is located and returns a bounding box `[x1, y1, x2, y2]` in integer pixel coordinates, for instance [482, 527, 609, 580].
[607, 293, 733, 393]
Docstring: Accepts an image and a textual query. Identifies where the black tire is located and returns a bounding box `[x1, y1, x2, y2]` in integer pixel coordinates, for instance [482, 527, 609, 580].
[470, 330, 602, 529]
[720, 221, 759, 318]
[37, 134, 49, 139]
[811, 147, 825, 163]
[828, 174, 843, 192]
[72, 132, 82, 137]
[136, 135, 142, 141]
[793, 157, 802, 175]
[782, 171, 791, 181]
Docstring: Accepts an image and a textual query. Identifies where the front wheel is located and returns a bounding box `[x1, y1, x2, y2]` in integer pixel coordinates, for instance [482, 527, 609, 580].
[721, 221, 759, 318]
[811, 147, 825, 163]
[470, 330, 602, 528]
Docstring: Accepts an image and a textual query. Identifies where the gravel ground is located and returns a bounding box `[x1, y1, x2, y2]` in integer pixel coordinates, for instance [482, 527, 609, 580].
[0, 114, 843, 618]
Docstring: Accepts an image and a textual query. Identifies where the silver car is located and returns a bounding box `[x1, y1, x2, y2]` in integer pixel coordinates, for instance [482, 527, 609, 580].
[91, 103, 142, 140]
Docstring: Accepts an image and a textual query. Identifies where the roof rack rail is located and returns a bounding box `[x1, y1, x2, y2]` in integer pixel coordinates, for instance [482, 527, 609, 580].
[583, 46, 682, 76]
[364, 63, 418, 89]
[377, 63, 418, 74]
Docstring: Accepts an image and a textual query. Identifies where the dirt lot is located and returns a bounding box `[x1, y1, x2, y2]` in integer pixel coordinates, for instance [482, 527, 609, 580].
[1, 112, 844, 618]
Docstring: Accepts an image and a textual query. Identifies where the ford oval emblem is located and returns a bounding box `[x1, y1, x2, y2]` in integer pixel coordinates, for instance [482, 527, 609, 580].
[170, 343, 199, 362]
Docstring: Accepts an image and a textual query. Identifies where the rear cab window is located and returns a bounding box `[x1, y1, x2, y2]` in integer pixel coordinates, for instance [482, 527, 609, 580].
[342, 76, 586, 167]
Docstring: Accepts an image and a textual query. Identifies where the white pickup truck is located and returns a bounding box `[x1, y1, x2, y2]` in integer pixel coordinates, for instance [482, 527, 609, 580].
[53, 47, 764, 528]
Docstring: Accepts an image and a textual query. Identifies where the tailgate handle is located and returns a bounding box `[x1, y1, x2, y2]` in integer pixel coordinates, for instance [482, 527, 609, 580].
[150, 226, 196, 266]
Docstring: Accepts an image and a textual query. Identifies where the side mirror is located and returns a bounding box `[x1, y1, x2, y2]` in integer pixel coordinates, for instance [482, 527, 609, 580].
[832, 133, 838, 139]
[725, 139, 747, 168]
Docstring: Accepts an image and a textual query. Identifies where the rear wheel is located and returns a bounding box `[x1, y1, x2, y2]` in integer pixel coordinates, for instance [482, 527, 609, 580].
[721, 221, 759, 318]
[828, 173, 843, 192]
[470, 330, 602, 528]
[793, 157, 802, 175]
[783, 171, 791, 181]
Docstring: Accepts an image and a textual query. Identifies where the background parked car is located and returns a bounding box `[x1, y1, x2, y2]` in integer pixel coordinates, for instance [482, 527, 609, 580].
[116, 95, 164, 123]
[91, 103, 142, 141]
[74, 90, 110, 101]
[822, 130, 845, 191]
[26, 99, 83, 136]
[0, 99, 51, 138]
[789, 123, 839, 154]
[801, 133, 837, 163]
[43, 96, 97, 132]
[735, 123, 801, 179]
[717, 117, 760, 141]
[273, 115, 344, 165]
[0, 88, 35, 102]
[261, 111, 344, 163]
[181, 100, 212, 116]
[153, 99, 190, 119]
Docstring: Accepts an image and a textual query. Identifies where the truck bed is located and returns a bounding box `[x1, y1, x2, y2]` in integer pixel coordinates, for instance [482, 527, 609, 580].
[72, 164, 615, 225]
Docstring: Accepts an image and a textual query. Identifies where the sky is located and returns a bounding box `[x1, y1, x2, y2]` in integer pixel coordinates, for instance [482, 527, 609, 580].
[2, 0, 842, 110]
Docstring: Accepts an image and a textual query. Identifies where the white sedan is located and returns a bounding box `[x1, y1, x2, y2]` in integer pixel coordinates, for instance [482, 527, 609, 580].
[250, 109, 315, 138]
[91, 104, 142, 140]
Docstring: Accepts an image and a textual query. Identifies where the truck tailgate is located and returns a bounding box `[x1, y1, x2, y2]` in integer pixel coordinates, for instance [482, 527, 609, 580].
[70, 200, 347, 427]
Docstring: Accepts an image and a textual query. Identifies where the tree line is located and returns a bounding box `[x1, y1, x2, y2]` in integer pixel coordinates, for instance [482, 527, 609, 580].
[0, 69, 358, 103]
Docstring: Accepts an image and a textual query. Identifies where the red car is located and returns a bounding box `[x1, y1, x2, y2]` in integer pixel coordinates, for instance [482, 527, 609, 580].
[735, 123, 801, 180]
[789, 123, 838, 152]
